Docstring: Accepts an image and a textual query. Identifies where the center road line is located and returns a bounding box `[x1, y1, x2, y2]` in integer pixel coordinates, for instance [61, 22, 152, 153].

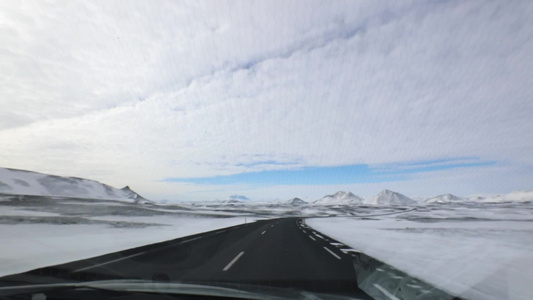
[223, 251, 245, 271]
[73, 252, 146, 273]
[309, 236, 316, 241]
[261, 230, 266, 235]
[323, 247, 341, 260]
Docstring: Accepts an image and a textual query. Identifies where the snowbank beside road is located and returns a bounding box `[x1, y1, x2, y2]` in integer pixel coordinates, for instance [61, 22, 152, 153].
[307, 210, 533, 300]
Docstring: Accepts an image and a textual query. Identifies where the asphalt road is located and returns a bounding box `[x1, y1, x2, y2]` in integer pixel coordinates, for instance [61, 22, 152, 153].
[1, 218, 372, 298]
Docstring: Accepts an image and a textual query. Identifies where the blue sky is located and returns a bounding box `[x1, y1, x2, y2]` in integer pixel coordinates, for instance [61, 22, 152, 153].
[0, 1, 532, 201]
[165, 158, 495, 186]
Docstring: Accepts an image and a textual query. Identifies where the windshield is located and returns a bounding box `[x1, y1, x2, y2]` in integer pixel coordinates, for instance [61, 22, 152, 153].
[1, 1, 532, 300]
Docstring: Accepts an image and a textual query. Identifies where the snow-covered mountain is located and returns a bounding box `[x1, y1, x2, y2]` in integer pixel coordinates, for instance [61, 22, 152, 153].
[0, 167, 150, 203]
[285, 197, 308, 206]
[227, 194, 249, 201]
[425, 194, 464, 204]
[313, 191, 364, 205]
[119, 186, 151, 204]
[367, 189, 417, 206]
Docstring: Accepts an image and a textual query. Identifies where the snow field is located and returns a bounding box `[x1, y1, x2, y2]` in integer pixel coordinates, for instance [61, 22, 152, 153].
[0, 216, 245, 277]
[307, 215, 533, 300]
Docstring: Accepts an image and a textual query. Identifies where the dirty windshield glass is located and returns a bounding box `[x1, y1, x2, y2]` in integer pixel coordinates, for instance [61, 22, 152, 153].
[1, 1, 532, 300]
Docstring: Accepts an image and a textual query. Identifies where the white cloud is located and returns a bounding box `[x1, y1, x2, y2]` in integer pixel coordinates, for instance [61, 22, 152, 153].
[0, 1, 532, 200]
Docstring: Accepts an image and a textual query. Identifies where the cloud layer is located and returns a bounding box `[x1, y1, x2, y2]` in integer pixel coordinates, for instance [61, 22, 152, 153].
[1, 1, 532, 200]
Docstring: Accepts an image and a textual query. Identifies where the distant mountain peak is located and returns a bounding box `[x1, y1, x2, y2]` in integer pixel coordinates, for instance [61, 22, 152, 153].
[120, 186, 150, 203]
[313, 191, 363, 205]
[368, 189, 416, 206]
[227, 194, 249, 201]
[425, 194, 463, 203]
[286, 197, 308, 206]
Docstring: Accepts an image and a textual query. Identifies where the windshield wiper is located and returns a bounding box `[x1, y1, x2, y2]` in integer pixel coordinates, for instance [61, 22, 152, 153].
[0, 279, 368, 300]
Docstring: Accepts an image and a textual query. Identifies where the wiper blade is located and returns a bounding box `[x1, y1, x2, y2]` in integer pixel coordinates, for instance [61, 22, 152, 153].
[85, 280, 284, 299]
[0, 279, 366, 300]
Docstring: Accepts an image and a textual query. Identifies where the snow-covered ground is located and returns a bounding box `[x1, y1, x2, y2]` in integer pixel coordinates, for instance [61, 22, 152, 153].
[0, 193, 260, 277]
[307, 202, 533, 300]
[2, 167, 532, 299]
[1, 193, 532, 300]
[0, 213, 245, 277]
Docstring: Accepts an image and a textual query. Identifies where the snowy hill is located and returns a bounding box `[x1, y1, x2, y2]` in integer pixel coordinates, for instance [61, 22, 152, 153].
[466, 190, 533, 203]
[0, 167, 150, 203]
[119, 186, 151, 204]
[425, 194, 464, 204]
[502, 190, 533, 202]
[227, 194, 249, 201]
[313, 191, 364, 205]
[220, 199, 243, 205]
[367, 189, 417, 206]
[285, 197, 308, 206]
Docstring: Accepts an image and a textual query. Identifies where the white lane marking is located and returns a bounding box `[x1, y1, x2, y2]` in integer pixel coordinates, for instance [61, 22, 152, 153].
[223, 251, 245, 271]
[373, 283, 401, 300]
[73, 252, 146, 273]
[302, 230, 307, 234]
[309, 236, 316, 241]
[261, 230, 266, 235]
[312, 232, 325, 239]
[340, 248, 361, 255]
[330, 242, 344, 247]
[323, 247, 341, 259]
[181, 236, 202, 244]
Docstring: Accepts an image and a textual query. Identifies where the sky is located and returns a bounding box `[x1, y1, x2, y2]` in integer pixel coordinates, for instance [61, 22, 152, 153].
[1, 0, 532, 202]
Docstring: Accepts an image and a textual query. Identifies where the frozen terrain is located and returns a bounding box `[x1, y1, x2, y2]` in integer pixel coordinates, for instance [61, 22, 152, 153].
[2, 191, 531, 299]
[0, 192, 343, 277]
[0, 193, 258, 277]
[307, 202, 533, 300]
[2, 167, 533, 299]
[0, 213, 244, 278]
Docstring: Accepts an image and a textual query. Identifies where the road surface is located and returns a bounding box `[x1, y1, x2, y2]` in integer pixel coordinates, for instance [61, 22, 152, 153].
[1, 218, 373, 298]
